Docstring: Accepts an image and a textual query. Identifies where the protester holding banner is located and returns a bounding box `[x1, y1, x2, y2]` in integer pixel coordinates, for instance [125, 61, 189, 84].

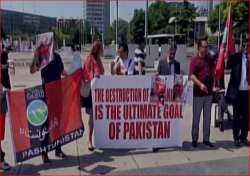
[32, 33, 53, 71]
[152, 44, 181, 152]
[111, 43, 135, 75]
[30, 36, 67, 163]
[226, 39, 249, 147]
[157, 44, 180, 75]
[0, 30, 11, 171]
[82, 40, 104, 151]
[189, 37, 214, 148]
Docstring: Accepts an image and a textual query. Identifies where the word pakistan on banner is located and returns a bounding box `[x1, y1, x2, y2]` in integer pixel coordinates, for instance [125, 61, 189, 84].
[92, 75, 193, 149]
[7, 70, 84, 163]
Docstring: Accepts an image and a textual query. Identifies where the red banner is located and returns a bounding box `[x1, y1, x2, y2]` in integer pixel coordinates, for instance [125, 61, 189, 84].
[8, 70, 84, 162]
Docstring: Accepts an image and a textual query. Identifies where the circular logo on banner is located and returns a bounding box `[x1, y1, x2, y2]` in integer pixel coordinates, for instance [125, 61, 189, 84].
[27, 100, 48, 126]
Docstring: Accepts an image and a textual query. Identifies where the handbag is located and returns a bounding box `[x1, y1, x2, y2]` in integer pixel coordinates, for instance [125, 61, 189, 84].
[81, 56, 95, 98]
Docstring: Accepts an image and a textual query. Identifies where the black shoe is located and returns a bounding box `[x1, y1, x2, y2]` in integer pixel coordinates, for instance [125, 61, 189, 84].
[192, 141, 198, 148]
[227, 112, 233, 121]
[234, 140, 241, 147]
[88, 143, 95, 151]
[42, 153, 50, 163]
[55, 150, 66, 158]
[88, 147, 94, 152]
[203, 141, 214, 148]
[219, 122, 224, 132]
[152, 148, 159, 152]
[240, 139, 249, 146]
[0, 151, 5, 162]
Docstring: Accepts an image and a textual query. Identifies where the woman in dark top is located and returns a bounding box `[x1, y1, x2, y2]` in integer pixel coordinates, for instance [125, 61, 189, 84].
[1, 46, 11, 89]
[0, 44, 11, 170]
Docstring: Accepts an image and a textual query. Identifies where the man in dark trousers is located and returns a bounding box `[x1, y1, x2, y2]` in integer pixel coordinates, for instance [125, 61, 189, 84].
[30, 37, 67, 163]
[226, 39, 249, 147]
[189, 37, 214, 148]
[153, 44, 181, 152]
[157, 44, 180, 75]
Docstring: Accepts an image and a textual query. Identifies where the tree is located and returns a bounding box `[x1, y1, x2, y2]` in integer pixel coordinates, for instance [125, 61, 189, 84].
[104, 18, 129, 45]
[129, 1, 197, 44]
[83, 20, 93, 44]
[208, 2, 248, 43]
[148, 1, 170, 34]
[129, 9, 145, 43]
[175, 0, 197, 43]
[51, 27, 70, 48]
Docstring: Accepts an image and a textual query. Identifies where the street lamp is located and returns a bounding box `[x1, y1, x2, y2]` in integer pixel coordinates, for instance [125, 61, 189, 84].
[169, 17, 177, 34]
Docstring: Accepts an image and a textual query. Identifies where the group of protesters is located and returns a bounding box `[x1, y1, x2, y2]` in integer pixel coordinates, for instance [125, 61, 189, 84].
[0, 32, 249, 170]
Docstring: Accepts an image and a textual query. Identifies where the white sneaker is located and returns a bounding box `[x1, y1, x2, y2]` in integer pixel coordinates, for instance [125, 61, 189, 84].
[1, 161, 11, 171]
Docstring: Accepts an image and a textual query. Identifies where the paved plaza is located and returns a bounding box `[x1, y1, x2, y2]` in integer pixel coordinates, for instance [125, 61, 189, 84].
[1, 52, 248, 175]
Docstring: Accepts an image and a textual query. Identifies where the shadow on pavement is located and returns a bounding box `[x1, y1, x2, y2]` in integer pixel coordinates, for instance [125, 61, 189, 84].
[3, 140, 246, 175]
[182, 140, 246, 152]
[4, 149, 131, 175]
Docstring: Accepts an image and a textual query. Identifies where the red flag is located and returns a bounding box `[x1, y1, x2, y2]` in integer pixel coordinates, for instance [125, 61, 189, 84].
[215, 5, 235, 80]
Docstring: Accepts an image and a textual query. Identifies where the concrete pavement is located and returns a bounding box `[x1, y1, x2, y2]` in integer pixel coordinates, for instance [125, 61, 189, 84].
[1, 52, 249, 175]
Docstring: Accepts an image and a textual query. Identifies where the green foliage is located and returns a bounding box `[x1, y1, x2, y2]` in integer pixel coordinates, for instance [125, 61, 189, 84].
[208, 2, 248, 43]
[51, 27, 70, 48]
[128, 1, 197, 44]
[129, 9, 145, 43]
[148, 1, 170, 34]
[95, 0, 198, 45]
[104, 18, 129, 45]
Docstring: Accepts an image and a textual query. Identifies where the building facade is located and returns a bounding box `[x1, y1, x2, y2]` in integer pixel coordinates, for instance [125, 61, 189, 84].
[57, 18, 83, 31]
[84, 0, 110, 35]
[192, 0, 214, 16]
[2, 9, 56, 37]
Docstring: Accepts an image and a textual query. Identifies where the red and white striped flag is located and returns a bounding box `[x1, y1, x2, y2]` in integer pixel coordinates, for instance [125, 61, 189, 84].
[215, 4, 235, 80]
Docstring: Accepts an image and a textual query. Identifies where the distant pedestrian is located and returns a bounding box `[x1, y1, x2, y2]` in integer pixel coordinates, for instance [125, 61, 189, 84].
[158, 43, 162, 58]
[134, 39, 146, 75]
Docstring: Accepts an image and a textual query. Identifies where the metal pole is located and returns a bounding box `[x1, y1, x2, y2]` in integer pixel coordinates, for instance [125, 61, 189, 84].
[218, 4, 221, 48]
[82, 1, 84, 48]
[145, 0, 148, 51]
[116, 0, 118, 51]
[175, 3, 177, 34]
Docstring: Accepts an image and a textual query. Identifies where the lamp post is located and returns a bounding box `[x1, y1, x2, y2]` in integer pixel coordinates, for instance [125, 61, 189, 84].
[145, 0, 148, 52]
[116, 0, 118, 51]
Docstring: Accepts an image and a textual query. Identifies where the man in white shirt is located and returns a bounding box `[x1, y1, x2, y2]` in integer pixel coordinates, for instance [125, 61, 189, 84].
[226, 40, 249, 147]
[112, 43, 135, 75]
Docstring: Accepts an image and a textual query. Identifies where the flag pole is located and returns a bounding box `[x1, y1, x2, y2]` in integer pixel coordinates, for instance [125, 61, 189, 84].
[225, 3, 232, 59]
[116, 0, 118, 51]
[145, 0, 148, 52]
[218, 4, 221, 48]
